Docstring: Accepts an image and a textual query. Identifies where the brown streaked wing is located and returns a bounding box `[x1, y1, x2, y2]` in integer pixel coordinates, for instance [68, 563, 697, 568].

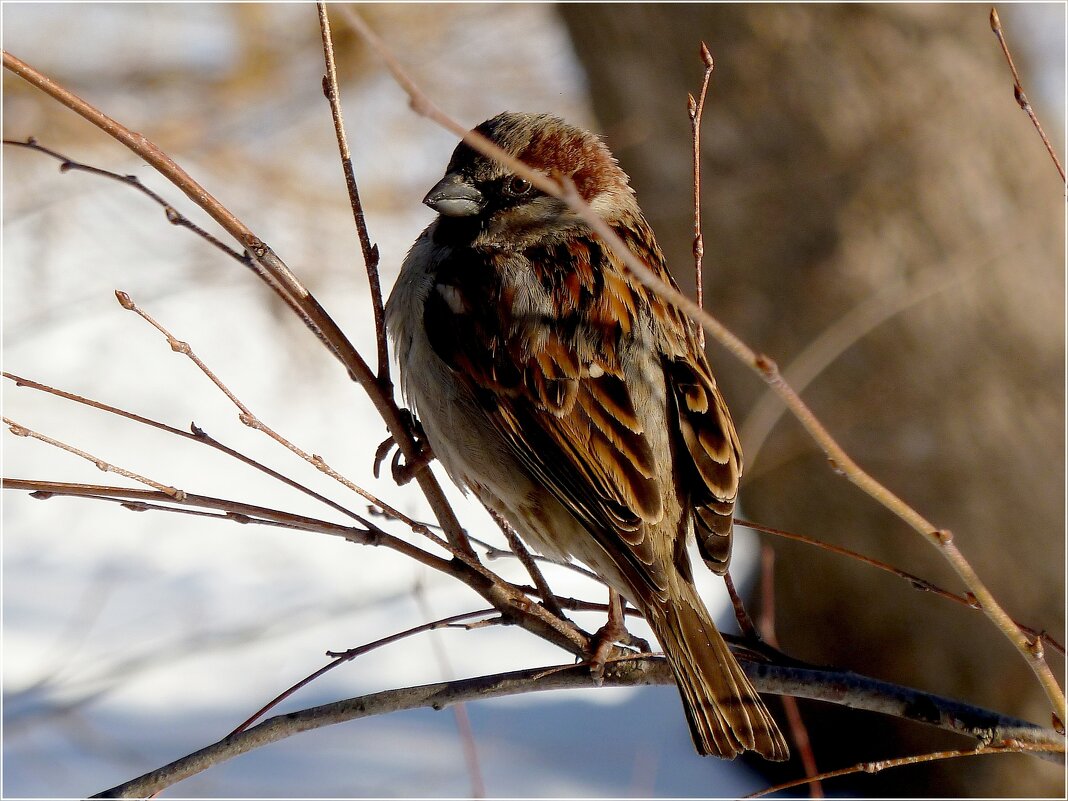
[424, 239, 671, 592]
[606, 219, 744, 575]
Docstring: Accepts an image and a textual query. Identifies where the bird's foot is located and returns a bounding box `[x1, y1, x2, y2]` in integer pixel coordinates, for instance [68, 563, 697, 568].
[587, 590, 650, 684]
[374, 409, 433, 485]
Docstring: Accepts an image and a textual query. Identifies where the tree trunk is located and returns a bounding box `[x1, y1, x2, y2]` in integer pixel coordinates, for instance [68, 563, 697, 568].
[559, 4, 1064, 796]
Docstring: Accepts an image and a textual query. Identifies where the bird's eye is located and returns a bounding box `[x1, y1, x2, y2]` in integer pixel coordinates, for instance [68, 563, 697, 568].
[504, 176, 534, 197]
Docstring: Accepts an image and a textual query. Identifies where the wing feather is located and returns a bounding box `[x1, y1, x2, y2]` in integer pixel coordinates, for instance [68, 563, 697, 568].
[424, 220, 742, 588]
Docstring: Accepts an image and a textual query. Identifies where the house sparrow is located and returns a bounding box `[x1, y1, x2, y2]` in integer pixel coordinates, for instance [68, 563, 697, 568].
[386, 111, 788, 760]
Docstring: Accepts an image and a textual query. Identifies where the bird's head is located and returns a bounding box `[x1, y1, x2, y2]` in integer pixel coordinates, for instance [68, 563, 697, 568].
[424, 112, 637, 249]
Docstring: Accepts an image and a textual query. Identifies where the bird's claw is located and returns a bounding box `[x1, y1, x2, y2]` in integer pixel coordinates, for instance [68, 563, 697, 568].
[373, 410, 433, 485]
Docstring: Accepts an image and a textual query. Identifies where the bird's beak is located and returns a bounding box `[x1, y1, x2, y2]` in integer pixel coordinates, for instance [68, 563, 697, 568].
[423, 173, 483, 217]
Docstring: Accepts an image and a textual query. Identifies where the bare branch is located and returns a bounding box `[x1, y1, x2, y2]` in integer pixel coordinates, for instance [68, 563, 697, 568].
[4, 417, 185, 500]
[687, 41, 715, 345]
[229, 607, 499, 737]
[112, 290, 443, 544]
[738, 517, 1065, 656]
[487, 507, 568, 621]
[90, 660, 1063, 798]
[722, 570, 760, 641]
[748, 741, 1065, 799]
[4, 479, 389, 549]
[466, 529, 603, 583]
[316, 4, 390, 385]
[2, 137, 249, 265]
[989, 7, 1065, 182]
[4, 477, 593, 660]
[3, 371, 370, 526]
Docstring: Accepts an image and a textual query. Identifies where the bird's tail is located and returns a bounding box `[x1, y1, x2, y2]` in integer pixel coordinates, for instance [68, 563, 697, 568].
[646, 584, 789, 761]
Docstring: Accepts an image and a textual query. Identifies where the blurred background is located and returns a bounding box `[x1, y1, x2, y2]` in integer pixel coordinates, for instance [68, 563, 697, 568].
[3, 4, 1064, 797]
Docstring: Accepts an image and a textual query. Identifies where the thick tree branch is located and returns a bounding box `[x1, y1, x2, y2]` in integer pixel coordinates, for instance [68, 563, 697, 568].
[91, 660, 1063, 798]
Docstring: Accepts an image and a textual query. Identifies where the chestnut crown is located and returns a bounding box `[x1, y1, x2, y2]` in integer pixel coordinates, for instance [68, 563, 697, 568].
[424, 112, 636, 247]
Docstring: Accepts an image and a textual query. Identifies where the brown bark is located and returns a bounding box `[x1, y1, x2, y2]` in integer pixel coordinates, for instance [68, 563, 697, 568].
[559, 4, 1064, 795]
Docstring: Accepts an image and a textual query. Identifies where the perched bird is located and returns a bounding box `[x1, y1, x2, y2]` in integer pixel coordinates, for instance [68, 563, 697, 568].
[386, 111, 788, 760]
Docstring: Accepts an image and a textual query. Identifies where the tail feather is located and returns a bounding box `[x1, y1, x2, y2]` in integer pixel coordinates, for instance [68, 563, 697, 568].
[647, 588, 789, 761]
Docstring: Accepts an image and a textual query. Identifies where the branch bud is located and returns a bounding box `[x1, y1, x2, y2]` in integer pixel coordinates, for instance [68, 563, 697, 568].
[700, 41, 714, 69]
[933, 529, 954, 544]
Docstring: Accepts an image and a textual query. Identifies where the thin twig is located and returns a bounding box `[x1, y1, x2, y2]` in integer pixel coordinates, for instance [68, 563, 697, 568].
[687, 42, 714, 346]
[5, 476, 593, 661]
[551, 595, 637, 618]
[989, 7, 1065, 182]
[721, 570, 760, 640]
[3, 478, 393, 549]
[747, 741, 1065, 799]
[3, 371, 371, 527]
[2, 138, 250, 265]
[112, 290, 436, 542]
[412, 580, 486, 798]
[3, 417, 185, 500]
[487, 507, 568, 621]
[229, 607, 499, 738]
[737, 517, 1064, 656]
[461, 529, 603, 583]
[757, 545, 823, 798]
[368, 510, 604, 586]
[316, 4, 390, 385]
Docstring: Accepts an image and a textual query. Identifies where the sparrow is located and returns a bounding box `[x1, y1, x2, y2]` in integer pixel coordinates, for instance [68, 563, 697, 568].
[386, 111, 788, 760]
